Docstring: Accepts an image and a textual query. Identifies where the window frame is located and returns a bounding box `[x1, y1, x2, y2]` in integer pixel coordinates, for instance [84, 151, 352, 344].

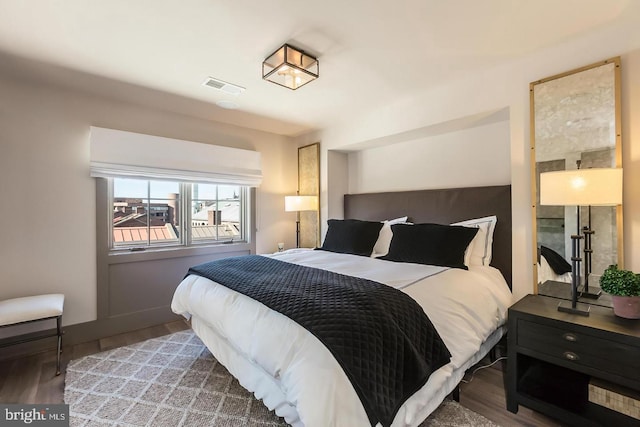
[107, 177, 249, 253]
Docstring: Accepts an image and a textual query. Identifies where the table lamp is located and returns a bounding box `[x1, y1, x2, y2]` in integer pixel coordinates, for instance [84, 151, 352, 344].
[540, 167, 622, 316]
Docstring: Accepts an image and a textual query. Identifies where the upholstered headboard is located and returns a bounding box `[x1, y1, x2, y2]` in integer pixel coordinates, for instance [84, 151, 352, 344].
[344, 185, 512, 289]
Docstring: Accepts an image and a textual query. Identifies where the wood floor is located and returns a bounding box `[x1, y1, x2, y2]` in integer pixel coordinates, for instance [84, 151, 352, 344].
[459, 359, 565, 426]
[0, 321, 565, 426]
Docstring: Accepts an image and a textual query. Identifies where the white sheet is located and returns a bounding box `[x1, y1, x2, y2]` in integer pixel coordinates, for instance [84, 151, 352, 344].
[537, 255, 572, 284]
[171, 249, 513, 427]
[268, 248, 449, 289]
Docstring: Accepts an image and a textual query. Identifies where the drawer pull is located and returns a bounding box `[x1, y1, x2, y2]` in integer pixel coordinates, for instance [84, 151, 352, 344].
[563, 351, 579, 361]
[563, 333, 578, 342]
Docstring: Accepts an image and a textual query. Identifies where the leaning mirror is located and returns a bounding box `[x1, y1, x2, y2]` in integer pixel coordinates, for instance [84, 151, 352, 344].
[531, 57, 623, 305]
[298, 142, 320, 248]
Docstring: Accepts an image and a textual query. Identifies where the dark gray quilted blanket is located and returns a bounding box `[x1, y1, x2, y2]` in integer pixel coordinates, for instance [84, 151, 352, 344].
[187, 255, 451, 427]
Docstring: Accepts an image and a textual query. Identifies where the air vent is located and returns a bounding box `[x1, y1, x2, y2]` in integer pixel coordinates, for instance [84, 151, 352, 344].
[202, 77, 245, 95]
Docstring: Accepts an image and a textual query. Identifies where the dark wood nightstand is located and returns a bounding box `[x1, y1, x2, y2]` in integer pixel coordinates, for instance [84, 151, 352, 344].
[538, 280, 613, 308]
[507, 294, 640, 426]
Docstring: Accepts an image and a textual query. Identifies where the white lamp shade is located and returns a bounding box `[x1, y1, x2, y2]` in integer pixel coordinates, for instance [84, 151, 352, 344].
[540, 168, 622, 206]
[285, 195, 318, 212]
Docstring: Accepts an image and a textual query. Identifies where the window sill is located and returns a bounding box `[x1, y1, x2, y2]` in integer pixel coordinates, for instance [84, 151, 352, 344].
[107, 241, 252, 263]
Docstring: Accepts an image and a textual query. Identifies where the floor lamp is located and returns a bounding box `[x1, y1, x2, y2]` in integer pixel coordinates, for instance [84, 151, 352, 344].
[540, 167, 623, 317]
[284, 195, 318, 248]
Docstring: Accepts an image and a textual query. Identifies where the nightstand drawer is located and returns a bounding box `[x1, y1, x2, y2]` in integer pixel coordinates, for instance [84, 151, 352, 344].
[517, 319, 640, 381]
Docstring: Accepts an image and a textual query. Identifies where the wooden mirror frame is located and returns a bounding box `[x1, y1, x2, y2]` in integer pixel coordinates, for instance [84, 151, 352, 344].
[530, 57, 623, 292]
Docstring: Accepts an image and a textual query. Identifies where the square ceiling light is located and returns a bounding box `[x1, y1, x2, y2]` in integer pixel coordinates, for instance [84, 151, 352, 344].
[262, 44, 319, 90]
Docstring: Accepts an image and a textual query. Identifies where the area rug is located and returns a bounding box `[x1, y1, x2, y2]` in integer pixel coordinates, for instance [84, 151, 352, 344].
[64, 330, 499, 427]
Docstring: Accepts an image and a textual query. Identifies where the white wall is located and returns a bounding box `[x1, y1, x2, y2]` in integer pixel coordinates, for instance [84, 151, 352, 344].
[306, 21, 640, 302]
[347, 121, 510, 194]
[0, 75, 298, 327]
[622, 48, 640, 283]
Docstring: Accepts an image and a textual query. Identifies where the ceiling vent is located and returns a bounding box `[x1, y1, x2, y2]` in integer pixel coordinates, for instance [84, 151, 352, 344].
[202, 77, 245, 95]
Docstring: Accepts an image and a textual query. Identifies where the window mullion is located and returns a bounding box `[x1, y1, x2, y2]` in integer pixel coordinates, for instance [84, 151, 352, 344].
[215, 185, 219, 241]
[107, 178, 115, 250]
[146, 180, 151, 247]
[241, 187, 247, 242]
[181, 182, 190, 246]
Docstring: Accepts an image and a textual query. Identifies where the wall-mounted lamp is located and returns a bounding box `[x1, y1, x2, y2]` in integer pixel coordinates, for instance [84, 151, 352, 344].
[263, 44, 319, 90]
[540, 167, 623, 316]
[285, 195, 318, 248]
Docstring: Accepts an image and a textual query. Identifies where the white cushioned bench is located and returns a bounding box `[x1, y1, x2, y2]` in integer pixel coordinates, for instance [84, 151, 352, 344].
[0, 294, 65, 375]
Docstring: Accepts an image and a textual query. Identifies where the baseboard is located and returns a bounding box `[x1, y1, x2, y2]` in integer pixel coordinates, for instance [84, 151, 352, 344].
[0, 306, 182, 361]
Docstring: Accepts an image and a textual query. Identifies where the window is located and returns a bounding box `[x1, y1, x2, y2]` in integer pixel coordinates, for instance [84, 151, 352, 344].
[191, 183, 242, 242]
[110, 177, 246, 250]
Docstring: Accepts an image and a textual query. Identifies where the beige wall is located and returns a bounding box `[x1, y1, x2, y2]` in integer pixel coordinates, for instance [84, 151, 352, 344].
[622, 49, 640, 283]
[307, 23, 640, 302]
[0, 75, 298, 327]
[347, 120, 510, 194]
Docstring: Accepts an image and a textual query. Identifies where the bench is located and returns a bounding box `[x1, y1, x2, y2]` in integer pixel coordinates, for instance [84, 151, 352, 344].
[0, 294, 65, 375]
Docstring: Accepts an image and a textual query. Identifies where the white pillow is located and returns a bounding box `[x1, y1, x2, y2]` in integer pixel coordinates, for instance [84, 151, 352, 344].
[371, 216, 409, 257]
[451, 215, 497, 266]
[459, 233, 475, 267]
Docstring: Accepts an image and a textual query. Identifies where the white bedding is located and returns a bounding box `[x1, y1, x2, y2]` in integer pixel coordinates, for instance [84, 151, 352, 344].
[171, 249, 513, 427]
[537, 255, 572, 284]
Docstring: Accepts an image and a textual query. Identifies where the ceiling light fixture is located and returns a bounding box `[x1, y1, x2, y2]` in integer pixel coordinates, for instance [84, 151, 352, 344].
[262, 44, 319, 90]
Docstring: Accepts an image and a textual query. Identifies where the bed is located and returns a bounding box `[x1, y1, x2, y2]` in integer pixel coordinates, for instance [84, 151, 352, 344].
[171, 185, 513, 427]
[537, 245, 572, 284]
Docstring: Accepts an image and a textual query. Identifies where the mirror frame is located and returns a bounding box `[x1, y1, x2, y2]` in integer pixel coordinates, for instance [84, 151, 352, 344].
[530, 57, 623, 292]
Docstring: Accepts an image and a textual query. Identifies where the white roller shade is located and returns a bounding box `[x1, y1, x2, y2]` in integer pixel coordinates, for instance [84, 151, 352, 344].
[90, 127, 262, 186]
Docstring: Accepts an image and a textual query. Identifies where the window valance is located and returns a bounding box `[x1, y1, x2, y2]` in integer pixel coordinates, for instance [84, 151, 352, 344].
[89, 127, 262, 186]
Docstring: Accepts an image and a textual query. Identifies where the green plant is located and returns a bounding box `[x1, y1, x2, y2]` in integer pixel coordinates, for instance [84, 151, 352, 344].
[599, 265, 640, 296]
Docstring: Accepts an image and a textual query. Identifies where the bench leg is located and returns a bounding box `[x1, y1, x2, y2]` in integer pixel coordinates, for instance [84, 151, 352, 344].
[56, 316, 62, 376]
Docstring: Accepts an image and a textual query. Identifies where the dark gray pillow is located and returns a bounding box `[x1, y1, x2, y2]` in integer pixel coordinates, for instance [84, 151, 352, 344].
[380, 223, 478, 269]
[320, 219, 384, 256]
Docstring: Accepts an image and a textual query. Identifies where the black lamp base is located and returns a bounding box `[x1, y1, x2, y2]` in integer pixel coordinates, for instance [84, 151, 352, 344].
[557, 301, 591, 316]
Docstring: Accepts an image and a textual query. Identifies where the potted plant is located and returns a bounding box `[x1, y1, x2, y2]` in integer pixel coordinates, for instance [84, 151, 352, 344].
[599, 265, 640, 319]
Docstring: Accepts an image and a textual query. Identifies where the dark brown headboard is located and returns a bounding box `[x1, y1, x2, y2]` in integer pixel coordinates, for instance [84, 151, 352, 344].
[344, 185, 512, 289]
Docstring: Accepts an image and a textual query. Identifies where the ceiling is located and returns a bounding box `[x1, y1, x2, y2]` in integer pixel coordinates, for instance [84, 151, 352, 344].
[0, 0, 634, 137]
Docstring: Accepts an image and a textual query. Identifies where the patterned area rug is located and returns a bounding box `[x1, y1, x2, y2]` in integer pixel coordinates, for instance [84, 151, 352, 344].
[64, 331, 499, 426]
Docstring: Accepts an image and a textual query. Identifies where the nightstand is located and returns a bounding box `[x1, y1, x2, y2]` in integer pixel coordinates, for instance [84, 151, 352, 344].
[507, 294, 640, 426]
[538, 280, 613, 308]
